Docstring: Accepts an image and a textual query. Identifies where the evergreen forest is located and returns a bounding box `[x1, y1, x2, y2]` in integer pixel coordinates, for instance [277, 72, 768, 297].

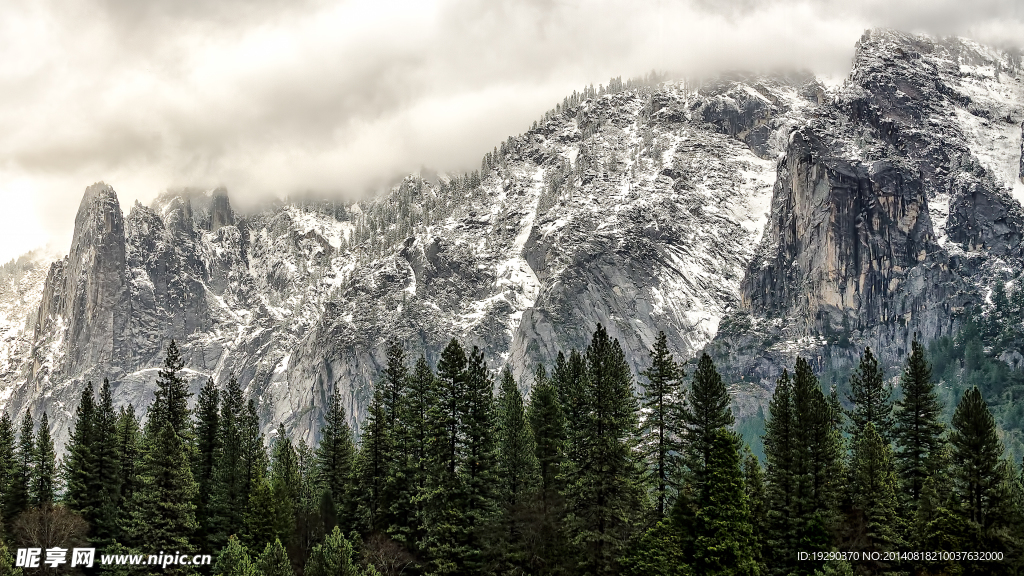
[0, 325, 1021, 576]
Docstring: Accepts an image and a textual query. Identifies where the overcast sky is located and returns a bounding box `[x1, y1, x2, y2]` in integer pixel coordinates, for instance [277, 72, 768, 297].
[0, 0, 1022, 264]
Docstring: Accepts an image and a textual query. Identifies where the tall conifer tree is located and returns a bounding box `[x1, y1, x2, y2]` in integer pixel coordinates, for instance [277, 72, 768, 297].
[315, 389, 355, 533]
[93, 379, 121, 545]
[950, 387, 1003, 531]
[31, 412, 56, 505]
[680, 353, 734, 498]
[845, 347, 893, 443]
[692, 429, 758, 576]
[64, 383, 97, 515]
[0, 412, 15, 529]
[563, 325, 644, 575]
[763, 370, 796, 576]
[195, 377, 221, 546]
[848, 422, 902, 567]
[390, 355, 434, 549]
[893, 339, 944, 507]
[494, 367, 540, 571]
[640, 331, 685, 518]
[461, 345, 497, 573]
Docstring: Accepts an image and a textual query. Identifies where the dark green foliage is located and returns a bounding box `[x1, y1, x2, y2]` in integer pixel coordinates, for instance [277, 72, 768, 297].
[847, 422, 901, 569]
[790, 358, 843, 557]
[270, 425, 300, 547]
[209, 377, 249, 547]
[692, 429, 757, 576]
[114, 405, 142, 532]
[195, 377, 220, 545]
[951, 387, 1004, 529]
[563, 325, 645, 575]
[245, 475, 281, 553]
[121, 342, 199, 566]
[493, 366, 540, 572]
[31, 412, 55, 506]
[763, 371, 795, 575]
[763, 359, 844, 576]
[93, 379, 121, 544]
[63, 380, 120, 546]
[150, 339, 191, 437]
[213, 535, 258, 576]
[894, 338, 945, 507]
[0, 412, 15, 529]
[7, 412, 33, 522]
[845, 347, 893, 443]
[63, 382, 97, 515]
[389, 355, 434, 550]
[315, 389, 356, 532]
[294, 438, 326, 567]
[680, 353, 735, 499]
[526, 363, 568, 573]
[422, 338, 470, 575]
[640, 331, 685, 518]
[257, 538, 295, 576]
[461, 345, 497, 572]
[742, 446, 767, 571]
[620, 520, 691, 576]
[356, 384, 390, 534]
[305, 526, 364, 576]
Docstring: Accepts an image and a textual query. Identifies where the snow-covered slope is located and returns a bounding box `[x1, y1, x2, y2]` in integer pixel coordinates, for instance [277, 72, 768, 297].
[3, 29, 1024, 448]
[0, 73, 820, 446]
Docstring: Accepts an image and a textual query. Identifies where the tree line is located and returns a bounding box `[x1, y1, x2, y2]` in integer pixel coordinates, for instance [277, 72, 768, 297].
[0, 328, 1020, 575]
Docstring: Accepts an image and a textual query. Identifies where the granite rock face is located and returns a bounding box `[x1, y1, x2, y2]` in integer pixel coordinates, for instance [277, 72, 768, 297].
[2, 29, 1024, 446]
[710, 30, 1024, 386]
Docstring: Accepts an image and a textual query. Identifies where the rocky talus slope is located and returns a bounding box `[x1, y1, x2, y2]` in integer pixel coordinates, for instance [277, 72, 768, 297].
[1, 29, 1023, 445]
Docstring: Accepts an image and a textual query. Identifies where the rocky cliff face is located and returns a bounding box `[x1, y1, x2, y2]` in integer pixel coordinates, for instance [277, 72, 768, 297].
[2, 29, 1023, 447]
[710, 30, 1024, 388]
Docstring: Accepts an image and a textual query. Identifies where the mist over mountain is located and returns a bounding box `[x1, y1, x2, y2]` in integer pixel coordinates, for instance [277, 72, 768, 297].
[1, 29, 1023, 452]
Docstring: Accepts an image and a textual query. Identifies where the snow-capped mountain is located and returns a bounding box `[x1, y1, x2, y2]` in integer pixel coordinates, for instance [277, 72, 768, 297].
[2, 29, 1023, 448]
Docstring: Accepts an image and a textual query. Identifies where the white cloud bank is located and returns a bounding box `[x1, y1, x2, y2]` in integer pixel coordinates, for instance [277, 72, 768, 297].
[0, 0, 1021, 262]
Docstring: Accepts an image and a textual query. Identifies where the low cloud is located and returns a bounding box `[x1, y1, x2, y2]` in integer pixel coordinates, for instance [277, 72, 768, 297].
[0, 0, 1021, 262]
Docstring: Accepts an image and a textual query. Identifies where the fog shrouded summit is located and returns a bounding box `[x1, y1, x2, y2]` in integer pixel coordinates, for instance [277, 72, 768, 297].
[2, 0, 1024, 263]
[2, 30, 1024, 451]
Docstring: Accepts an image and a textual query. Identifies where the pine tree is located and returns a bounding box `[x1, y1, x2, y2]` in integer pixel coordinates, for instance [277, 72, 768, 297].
[245, 475, 281, 553]
[894, 338, 945, 508]
[31, 412, 55, 505]
[742, 446, 767, 572]
[7, 411, 34, 522]
[845, 347, 893, 443]
[213, 535, 258, 576]
[63, 382, 97, 516]
[195, 377, 220, 547]
[640, 331, 685, 518]
[563, 325, 645, 575]
[763, 371, 796, 576]
[422, 338, 469, 575]
[380, 342, 409, 538]
[93, 379, 121, 545]
[270, 425, 300, 546]
[461, 345, 497, 572]
[257, 538, 294, 576]
[240, 399, 268, 515]
[848, 422, 901, 567]
[356, 384, 390, 534]
[791, 357, 843, 563]
[0, 534, 21, 576]
[680, 353, 734, 499]
[294, 438, 324, 569]
[122, 342, 199, 567]
[305, 526, 364, 576]
[389, 355, 434, 549]
[528, 364, 565, 508]
[0, 412, 15, 530]
[692, 429, 757, 576]
[315, 389, 355, 533]
[950, 387, 1003, 530]
[151, 340, 192, 437]
[211, 377, 248, 546]
[114, 406, 142, 535]
[493, 366, 540, 571]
